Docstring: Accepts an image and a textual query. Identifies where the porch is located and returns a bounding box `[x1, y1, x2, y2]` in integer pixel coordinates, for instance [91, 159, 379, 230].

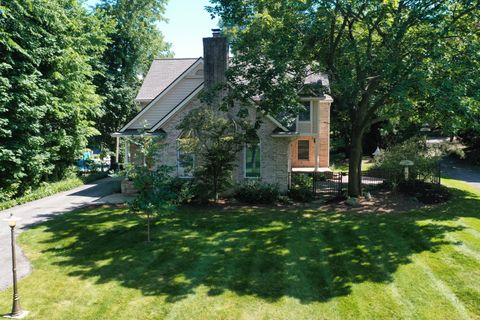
[289, 135, 330, 173]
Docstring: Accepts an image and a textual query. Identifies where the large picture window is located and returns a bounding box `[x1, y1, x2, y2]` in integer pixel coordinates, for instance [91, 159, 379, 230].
[298, 140, 310, 160]
[298, 101, 311, 122]
[245, 144, 261, 178]
[177, 143, 194, 178]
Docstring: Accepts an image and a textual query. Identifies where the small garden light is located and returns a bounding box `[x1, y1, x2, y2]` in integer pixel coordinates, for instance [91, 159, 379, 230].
[3, 214, 29, 319]
[420, 123, 431, 148]
[420, 123, 431, 133]
[372, 146, 382, 158]
[399, 160, 414, 181]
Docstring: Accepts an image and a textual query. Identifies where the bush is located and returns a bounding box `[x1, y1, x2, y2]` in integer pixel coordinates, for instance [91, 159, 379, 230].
[372, 137, 440, 187]
[234, 181, 280, 204]
[398, 180, 451, 204]
[169, 177, 195, 205]
[288, 174, 315, 202]
[437, 142, 465, 160]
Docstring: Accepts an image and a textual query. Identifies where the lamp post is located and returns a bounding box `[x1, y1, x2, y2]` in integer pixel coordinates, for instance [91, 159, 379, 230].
[399, 160, 414, 181]
[3, 214, 28, 319]
[420, 123, 431, 148]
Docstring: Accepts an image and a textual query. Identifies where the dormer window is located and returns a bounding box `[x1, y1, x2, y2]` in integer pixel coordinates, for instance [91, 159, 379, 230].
[298, 101, 311, 122]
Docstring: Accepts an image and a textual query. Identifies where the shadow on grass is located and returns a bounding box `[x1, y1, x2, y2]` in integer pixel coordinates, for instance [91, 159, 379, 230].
[29, 187, 479, 304]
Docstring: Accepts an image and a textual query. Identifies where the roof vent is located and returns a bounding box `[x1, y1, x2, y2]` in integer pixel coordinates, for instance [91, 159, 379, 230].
[212, 28, 222, 37]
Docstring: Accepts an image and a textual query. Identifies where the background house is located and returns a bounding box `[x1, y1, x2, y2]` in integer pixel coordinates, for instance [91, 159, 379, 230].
[112, 31, 333, 191]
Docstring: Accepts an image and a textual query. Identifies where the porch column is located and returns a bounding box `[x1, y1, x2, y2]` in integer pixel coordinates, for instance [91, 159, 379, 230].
[314, 135, 319, 172]
[115, 136, 120, 163]
[124, 139, 129, 165]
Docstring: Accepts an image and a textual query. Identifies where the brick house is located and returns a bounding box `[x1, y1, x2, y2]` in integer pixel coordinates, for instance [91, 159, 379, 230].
[112, 31, 333, 192]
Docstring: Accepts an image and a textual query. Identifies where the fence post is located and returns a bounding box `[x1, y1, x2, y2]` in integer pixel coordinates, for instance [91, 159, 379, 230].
[338, 173, 343, 196]
[312, 172, 316, 195]
[438, 162, 441, 185]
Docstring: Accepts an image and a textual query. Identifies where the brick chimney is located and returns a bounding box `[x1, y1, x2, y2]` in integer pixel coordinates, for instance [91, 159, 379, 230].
[203, 29, 228, 90]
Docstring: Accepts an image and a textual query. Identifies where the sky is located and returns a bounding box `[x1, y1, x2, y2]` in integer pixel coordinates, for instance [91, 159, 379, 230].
[84, 0, 220, 58]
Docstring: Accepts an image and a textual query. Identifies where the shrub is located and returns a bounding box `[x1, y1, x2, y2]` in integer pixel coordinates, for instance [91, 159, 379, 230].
[398, 180, 451, 204]
[437, 142, 465, 160]
[169, 177, 195, 205]
[234, 181, 280, 204]
[372, 137, 440, 187]
[288, 174, 315, 202]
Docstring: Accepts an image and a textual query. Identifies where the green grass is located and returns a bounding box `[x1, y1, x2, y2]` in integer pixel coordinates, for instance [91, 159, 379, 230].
[0, 179, 479, 319]
[331, 156, 375, 172]
[0, 172, 108, 211]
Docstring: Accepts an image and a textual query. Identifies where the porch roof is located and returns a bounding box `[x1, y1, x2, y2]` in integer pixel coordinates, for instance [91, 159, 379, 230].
[111, 129, 166, 137]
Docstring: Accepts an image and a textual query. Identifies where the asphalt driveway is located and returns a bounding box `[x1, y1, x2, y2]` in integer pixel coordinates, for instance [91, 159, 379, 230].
[441, 158, 480, 191]
[0, 177, 121, 291]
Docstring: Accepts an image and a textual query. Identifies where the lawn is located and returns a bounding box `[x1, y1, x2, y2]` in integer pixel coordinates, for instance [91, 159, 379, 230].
[0, 179, 479, 319]
[330, 156, 375, 172]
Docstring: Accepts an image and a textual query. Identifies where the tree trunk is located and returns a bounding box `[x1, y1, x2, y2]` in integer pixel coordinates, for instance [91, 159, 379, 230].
[348, 131, 364, 197]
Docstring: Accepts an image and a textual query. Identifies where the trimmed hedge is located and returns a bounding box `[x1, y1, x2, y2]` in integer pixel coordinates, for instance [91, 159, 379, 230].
[234, 181, 280, 204]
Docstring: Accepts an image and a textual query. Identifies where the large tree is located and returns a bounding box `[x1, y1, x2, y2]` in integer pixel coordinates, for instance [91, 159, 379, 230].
[92, 0, 172, 151]
[208, 0, 480, 196]
[0, 0, 109, 199]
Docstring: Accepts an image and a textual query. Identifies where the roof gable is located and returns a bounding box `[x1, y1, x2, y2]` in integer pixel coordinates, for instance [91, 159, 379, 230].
[136, 58, 200, 102]
[120, 58, 203, 132]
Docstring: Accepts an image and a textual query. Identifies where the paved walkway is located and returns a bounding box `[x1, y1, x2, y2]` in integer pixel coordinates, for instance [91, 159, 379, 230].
[441, 158, 480, 191]
[0, 177, 123, 291]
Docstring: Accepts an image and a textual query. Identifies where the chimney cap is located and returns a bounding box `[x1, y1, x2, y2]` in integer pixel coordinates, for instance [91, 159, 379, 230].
[212, 28, 222, 37]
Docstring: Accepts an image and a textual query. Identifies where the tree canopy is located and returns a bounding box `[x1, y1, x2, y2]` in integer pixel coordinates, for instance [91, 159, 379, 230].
[0, 0, 171, 200]
[0, 0, 109, 199]
[92, 0, 172, 151]
[208, 0, 480, 196]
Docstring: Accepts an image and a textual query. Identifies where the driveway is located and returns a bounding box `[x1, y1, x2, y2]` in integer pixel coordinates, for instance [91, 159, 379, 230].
[441, 158, 480, 191]
[0, 177, 121, 291]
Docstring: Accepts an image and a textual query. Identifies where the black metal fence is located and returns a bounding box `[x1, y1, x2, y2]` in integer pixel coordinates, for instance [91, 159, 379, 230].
[289, 162, 441, 197]
[288, 171, 345, 197]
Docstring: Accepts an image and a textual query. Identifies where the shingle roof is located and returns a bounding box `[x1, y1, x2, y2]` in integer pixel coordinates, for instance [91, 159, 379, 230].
[136, 58, 200, 101]
[305, 72, 329, 88]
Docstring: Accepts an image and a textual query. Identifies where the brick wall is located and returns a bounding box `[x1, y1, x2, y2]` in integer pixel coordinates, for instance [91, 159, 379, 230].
[128, 97, 298, 192]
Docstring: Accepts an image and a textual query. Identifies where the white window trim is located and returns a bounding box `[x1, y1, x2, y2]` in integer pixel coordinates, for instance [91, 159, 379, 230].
[244, 143, 261, 179]
[176, 141, 195, 179]
[297, 100, 312, 124]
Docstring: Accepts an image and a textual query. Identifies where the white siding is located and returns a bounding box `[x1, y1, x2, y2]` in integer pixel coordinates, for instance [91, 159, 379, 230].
[130, 77, 203, 129]
[297, 121, 312, 134]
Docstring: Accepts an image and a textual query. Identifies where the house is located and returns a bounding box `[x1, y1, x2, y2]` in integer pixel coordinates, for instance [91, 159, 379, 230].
[112, 30, 333, 192]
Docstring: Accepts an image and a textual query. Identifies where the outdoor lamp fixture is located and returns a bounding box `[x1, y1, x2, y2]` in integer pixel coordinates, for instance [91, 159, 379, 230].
[372, 146, 382, 158]
[3, 214, 29, 319]
[420, 123, 431, 133]
[399, 160, 414, 181]
[420, 123, 431, 147]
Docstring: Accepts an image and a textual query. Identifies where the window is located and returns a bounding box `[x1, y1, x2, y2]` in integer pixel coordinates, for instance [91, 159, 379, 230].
[177, 143, 194, 178]
[245, 144, 261, 178]
[298, 101, 311, 122]
[298, 140, 309, 160]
